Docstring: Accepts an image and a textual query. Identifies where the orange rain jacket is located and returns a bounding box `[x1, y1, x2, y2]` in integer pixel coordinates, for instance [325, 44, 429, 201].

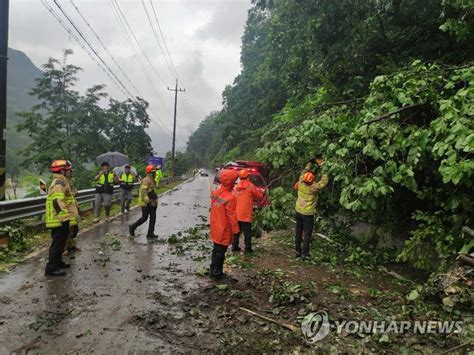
[234, 179, 264, 222]
[210, 170, 240, 246]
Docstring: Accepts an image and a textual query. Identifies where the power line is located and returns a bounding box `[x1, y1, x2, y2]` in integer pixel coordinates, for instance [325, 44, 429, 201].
[109, 0, 156, 93]
[70, 0, 173, 137]
[41, 0, 173, 138]
[110, 0, 174, 136]
[150, 0, 179, 79]
[69, 0, 140, 97]
[52, 0, 135, 99]
[41, 0, 129, 99]
[141, 0, 174, 80]
[112, 0, 168, 88]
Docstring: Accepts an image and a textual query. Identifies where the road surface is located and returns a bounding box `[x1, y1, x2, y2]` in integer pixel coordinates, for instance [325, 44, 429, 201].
[0, 175, 218, 353]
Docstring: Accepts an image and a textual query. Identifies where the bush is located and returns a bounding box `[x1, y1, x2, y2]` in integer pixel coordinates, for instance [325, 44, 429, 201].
[256, 62, 474, 271]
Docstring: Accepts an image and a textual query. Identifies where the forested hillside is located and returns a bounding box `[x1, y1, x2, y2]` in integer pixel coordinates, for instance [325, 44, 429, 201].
[185, 0, 473, 271]
[6, 48, 42, 173]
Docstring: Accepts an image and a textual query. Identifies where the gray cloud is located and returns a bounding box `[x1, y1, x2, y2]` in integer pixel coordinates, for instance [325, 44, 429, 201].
[8, 0, 251, 155]
[195, 0, 249, 43]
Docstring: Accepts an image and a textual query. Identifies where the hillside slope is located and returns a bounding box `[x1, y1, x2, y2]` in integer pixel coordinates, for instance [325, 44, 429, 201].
[6, 47, 42, 172]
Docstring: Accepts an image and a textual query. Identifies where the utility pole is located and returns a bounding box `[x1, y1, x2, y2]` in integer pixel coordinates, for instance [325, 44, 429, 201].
[0, 0, 10, 201]
[167, 78, 185, 176]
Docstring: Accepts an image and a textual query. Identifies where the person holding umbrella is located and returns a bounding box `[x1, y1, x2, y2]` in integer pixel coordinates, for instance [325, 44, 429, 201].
[129, 165, 159, 238]
[119, 164, 137, 213]
[93, 161, 118, 223]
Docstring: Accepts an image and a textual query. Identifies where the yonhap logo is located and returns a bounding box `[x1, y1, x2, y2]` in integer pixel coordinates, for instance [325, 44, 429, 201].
[301, 311, 330, 343]
[300, 311, 463, 344]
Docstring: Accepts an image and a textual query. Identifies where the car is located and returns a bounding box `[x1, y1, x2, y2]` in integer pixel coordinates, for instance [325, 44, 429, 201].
[199, 169, 209, 177]
[213, 160, 270, 207]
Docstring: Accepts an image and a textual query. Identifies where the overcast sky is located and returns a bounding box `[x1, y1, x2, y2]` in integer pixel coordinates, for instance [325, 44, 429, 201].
[9, 0, 251, 155]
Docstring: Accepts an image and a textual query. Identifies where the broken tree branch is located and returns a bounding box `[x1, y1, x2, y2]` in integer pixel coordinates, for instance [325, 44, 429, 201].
[312, 98, 364, 113]
[378, 266, 416, 285]
[462, 226, 474, 238]
[268, 166, 300, 188]
[315, 233, 341, 245]
[457, 255, 474, 267]
[363, 103, 425, 125]
[239, 307, 298, 332]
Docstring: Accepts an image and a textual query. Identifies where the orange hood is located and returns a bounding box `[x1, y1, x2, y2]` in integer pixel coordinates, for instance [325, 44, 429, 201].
[220, 169, 238, 190]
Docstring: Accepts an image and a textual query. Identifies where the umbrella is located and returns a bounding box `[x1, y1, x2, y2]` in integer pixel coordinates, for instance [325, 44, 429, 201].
[95, 152, 129, 168]
[113, 165, 137, 177]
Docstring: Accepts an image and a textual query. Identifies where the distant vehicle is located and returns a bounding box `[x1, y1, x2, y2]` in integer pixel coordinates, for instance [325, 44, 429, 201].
[199, 169, 209, 177]
[213, 160, 270, 207]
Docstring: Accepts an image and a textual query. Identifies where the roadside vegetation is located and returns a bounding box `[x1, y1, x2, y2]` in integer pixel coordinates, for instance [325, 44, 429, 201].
[182, 0, 473, 314]
[0, 179, 183, 270]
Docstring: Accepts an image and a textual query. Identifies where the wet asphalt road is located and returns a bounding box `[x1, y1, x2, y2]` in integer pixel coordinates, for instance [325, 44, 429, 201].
[0, 175, 216, 353]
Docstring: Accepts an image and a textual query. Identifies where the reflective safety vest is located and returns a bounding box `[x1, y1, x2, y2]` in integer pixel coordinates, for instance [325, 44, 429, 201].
[98, 172, 115, 185]
[138, 175, 158, 207]
[154, 169, 163, 193]
[294, 165, 329, 216]
[96, 172, 114, 194]
[45, 174, 72, 228]
[120, 173, 134, 190]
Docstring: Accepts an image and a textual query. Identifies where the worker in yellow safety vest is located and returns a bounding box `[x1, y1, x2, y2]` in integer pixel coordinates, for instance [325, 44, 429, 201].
[119, 164, 136, 213]
[45, 160, 74, 276]
[129, 165, 158, 239]
[154, 164, 163, 193]
[293, 155, 329, 260]
[93, 161, 117, 222]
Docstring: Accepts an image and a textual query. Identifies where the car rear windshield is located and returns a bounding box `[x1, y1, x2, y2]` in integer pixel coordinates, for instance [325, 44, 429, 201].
[250, 174, 266, 187]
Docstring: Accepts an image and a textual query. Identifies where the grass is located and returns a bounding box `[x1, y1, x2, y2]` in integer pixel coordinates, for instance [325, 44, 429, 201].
[0, 179, 185, 271]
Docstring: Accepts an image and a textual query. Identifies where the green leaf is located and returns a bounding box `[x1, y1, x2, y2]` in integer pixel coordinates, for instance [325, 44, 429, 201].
[407, 289, 419, 301]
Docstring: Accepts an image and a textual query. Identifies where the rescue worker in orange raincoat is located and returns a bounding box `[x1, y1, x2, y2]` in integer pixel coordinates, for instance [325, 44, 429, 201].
[209, 169, 239, 279]
[232, 169, 264, 253]
[294, 156, 329, 259]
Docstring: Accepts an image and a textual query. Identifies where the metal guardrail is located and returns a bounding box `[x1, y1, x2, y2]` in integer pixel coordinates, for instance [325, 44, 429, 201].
[0, 177, 177, 224]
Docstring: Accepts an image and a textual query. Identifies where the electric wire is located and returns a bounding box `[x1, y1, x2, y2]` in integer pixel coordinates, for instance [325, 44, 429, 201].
[141, 0, 175, 80]
[42, 0, 173, 138]
[150, 0, 179, 79]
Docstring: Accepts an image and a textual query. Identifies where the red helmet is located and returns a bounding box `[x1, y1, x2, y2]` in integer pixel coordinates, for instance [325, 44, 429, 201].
[239, 169, 251, 179]
[145, 165, 157, 174]
[302, 171, 315, 184]
[50, 160, 72, 173]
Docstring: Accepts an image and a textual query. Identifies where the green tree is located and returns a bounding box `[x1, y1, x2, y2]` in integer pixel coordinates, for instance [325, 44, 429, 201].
[17, 49, 82, 169]
[184, 0, 474, 271]
[16, 49, 154, 188]
[107, 97, 153, 163]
